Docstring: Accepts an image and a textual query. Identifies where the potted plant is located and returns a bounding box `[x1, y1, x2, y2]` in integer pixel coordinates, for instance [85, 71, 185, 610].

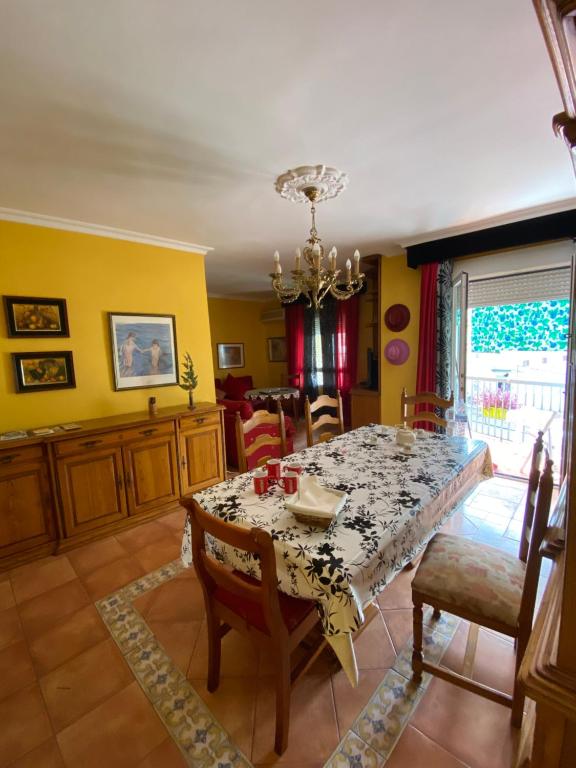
[179, 352, 198, 409]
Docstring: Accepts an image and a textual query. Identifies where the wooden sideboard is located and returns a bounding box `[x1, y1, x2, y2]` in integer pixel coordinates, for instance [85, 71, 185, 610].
[0, 402, 225, 571]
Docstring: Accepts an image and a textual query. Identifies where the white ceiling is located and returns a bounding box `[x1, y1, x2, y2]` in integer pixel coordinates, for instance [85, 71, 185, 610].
[1, 1, 575, 297]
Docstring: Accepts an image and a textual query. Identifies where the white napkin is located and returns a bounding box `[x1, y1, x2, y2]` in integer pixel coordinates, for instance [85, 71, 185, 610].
[295, 476, 340, 517]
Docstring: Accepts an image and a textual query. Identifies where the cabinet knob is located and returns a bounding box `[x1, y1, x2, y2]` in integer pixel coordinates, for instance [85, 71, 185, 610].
[181, 456, 187, 469]
[140, 428, 158, 437]
[79, 440, 102, 448]
[125, 472, 132, 488]
[195, 418, 205, 425]
[0, 453, 18, 464]
[117, 476, 123, 491]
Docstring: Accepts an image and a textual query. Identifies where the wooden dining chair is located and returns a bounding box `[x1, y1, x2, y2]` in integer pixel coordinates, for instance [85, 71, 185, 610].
[305, 391, 344, 447]
[235, 405, 288, 473]
[411, 446, 554, 728]
[400, 387, 454, 429]
[181, 497, 325, 755]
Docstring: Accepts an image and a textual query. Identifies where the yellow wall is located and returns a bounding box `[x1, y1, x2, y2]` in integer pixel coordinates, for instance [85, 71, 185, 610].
[0, 221, 215, 431]
[379, 255, 421, 426]
[209, 298, 286, 389]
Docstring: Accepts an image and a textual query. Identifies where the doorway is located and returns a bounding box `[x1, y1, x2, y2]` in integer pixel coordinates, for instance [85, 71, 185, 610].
[461, 267, 571, 478]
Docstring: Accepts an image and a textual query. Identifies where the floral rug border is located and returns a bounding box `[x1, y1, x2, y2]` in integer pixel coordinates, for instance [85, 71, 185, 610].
[96, 560, 459, 768]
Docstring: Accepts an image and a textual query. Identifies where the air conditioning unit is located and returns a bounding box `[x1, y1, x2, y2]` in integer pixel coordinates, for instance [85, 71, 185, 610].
[261, 307, 285, 323]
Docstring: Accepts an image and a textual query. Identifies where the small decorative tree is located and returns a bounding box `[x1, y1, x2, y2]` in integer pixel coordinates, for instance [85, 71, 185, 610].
[179, 352, 198, 409]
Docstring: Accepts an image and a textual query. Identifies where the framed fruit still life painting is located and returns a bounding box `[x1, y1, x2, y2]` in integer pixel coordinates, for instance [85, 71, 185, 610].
[12, 351, 76, 393]
[3, 296, 70, 337]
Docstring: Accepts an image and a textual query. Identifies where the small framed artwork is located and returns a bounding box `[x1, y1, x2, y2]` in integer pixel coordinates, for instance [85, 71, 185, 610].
[217, 342, 244, 369]
[12, 351, 76, 393]
[267, 336, 287, 363]
[3, 295, 69, 337]
[109, 312, 178, 390]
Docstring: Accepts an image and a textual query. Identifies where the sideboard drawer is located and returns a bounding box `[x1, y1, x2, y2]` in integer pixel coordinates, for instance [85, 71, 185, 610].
[54, 431, 123, 457]
[180, 411, 221, 431]
[122, 421, 176, 443]
[0, 445, 44, 466]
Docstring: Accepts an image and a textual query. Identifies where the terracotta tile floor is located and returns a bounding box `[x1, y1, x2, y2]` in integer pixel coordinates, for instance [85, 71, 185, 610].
[0, 474, 538, 767]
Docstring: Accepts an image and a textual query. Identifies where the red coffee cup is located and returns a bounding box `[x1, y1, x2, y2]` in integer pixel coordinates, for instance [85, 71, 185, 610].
[253, 470, 269, 495]
[267, 459, 282, 483]
[285, 462, 302, 475]
[280, 471, 299, 495]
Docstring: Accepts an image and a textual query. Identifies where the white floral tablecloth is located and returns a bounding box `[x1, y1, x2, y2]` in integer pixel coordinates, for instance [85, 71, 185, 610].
[181, 424, 492, 685]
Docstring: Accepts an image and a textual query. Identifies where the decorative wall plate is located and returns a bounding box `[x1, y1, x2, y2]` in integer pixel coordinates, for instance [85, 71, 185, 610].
[384, 339, 410, 365]
[384, 304, 410, 332]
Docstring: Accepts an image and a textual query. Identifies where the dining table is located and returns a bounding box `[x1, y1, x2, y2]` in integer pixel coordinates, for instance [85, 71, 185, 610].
[181, 424, 493, 686]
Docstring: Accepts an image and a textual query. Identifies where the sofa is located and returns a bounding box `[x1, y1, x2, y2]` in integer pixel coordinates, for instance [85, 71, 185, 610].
[215, 374, 296, 469]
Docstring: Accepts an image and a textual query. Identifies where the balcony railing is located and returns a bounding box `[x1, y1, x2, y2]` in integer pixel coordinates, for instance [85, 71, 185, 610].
[466, 375, 565, 475]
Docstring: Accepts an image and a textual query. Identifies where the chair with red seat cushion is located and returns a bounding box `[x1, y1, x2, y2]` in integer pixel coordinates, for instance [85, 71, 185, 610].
[217, 398, 295, 469]
[181, 497, 325, 755]
[235, 404, 289, 473]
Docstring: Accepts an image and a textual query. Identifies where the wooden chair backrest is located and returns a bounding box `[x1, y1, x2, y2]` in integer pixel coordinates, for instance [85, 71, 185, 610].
[304, 392, 344, 447]
[517, 457, 554, 635]
[235, 406, 287, 473]
[181, 497, 288, 639]
[400, 388, 454, 429]
[519, 431, 545, 563]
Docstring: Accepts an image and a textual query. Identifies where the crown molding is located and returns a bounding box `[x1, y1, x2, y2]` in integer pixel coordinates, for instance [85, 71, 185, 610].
[400, 198, 576, 248]
[0, 207, 213, 255]
[208, 292, 273, 302]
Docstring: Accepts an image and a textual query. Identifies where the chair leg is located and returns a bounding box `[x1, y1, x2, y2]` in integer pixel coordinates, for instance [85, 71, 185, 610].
[274, 654, 291, 755]
[412, 600, 424, 683]
[511, 635, 527, 728]
[206, 611, 222, 693]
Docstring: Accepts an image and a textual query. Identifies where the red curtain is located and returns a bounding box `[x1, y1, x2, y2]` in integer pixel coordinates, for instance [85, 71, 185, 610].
[415, 262, 439, 429]
[336, 295, 360, 428]
[284, 303, 305, 389]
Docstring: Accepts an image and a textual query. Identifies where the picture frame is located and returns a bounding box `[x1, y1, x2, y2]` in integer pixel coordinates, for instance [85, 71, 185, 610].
[3, 295, 69, 337]
[108, 312, 178, 391]
[217, 342, 244, 369]
[267, 336, 287, 363]
[12, 351, 76, 393]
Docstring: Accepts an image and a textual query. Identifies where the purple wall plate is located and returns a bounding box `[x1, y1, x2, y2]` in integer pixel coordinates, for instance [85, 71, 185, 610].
[384, 339, 410, 365]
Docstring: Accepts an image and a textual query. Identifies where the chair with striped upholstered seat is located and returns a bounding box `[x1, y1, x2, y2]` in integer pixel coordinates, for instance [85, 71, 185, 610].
[411, 432, 551, 728]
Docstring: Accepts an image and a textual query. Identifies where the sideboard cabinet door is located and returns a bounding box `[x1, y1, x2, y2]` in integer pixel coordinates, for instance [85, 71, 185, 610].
[179, 416, 225, 495]
[57, 446, 128, 536]
[0, 455, 55, 559]
[123, 434, 179, 516]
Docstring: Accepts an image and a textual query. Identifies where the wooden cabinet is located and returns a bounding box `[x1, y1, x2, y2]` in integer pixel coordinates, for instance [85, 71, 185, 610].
[57, 446, 127, 537]
[124, 432, 179, 515]
[0, 403, 225, 569]
[350, 387, 380, 429]
[0, 445, 56, 562]
[179, 411, 225, 495]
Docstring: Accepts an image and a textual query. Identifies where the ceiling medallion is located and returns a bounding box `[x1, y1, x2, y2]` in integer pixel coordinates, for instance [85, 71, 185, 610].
[271, 165, 364, 310]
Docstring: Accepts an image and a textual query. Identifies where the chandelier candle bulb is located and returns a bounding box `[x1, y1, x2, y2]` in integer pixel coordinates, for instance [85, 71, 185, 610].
[346, 258, 352, 280]
[295, 248, 301, 271]
[273, 250, 282, 274]
[354, 249, 360, 275]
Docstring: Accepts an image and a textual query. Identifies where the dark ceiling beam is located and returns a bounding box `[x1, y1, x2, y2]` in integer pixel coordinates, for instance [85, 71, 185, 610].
[405, 209, 576, 268]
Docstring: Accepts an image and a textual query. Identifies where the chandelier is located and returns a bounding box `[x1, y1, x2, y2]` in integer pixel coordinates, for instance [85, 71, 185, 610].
[270, 164, 365, 310]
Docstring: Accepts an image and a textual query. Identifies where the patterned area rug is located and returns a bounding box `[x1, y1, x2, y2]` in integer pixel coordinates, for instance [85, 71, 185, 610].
[97, 560, 460, 767]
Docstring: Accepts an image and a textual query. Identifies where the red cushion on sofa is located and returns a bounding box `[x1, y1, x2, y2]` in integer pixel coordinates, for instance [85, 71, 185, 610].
[217, 398, 254, 421]
[224, 374, 253, 400]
